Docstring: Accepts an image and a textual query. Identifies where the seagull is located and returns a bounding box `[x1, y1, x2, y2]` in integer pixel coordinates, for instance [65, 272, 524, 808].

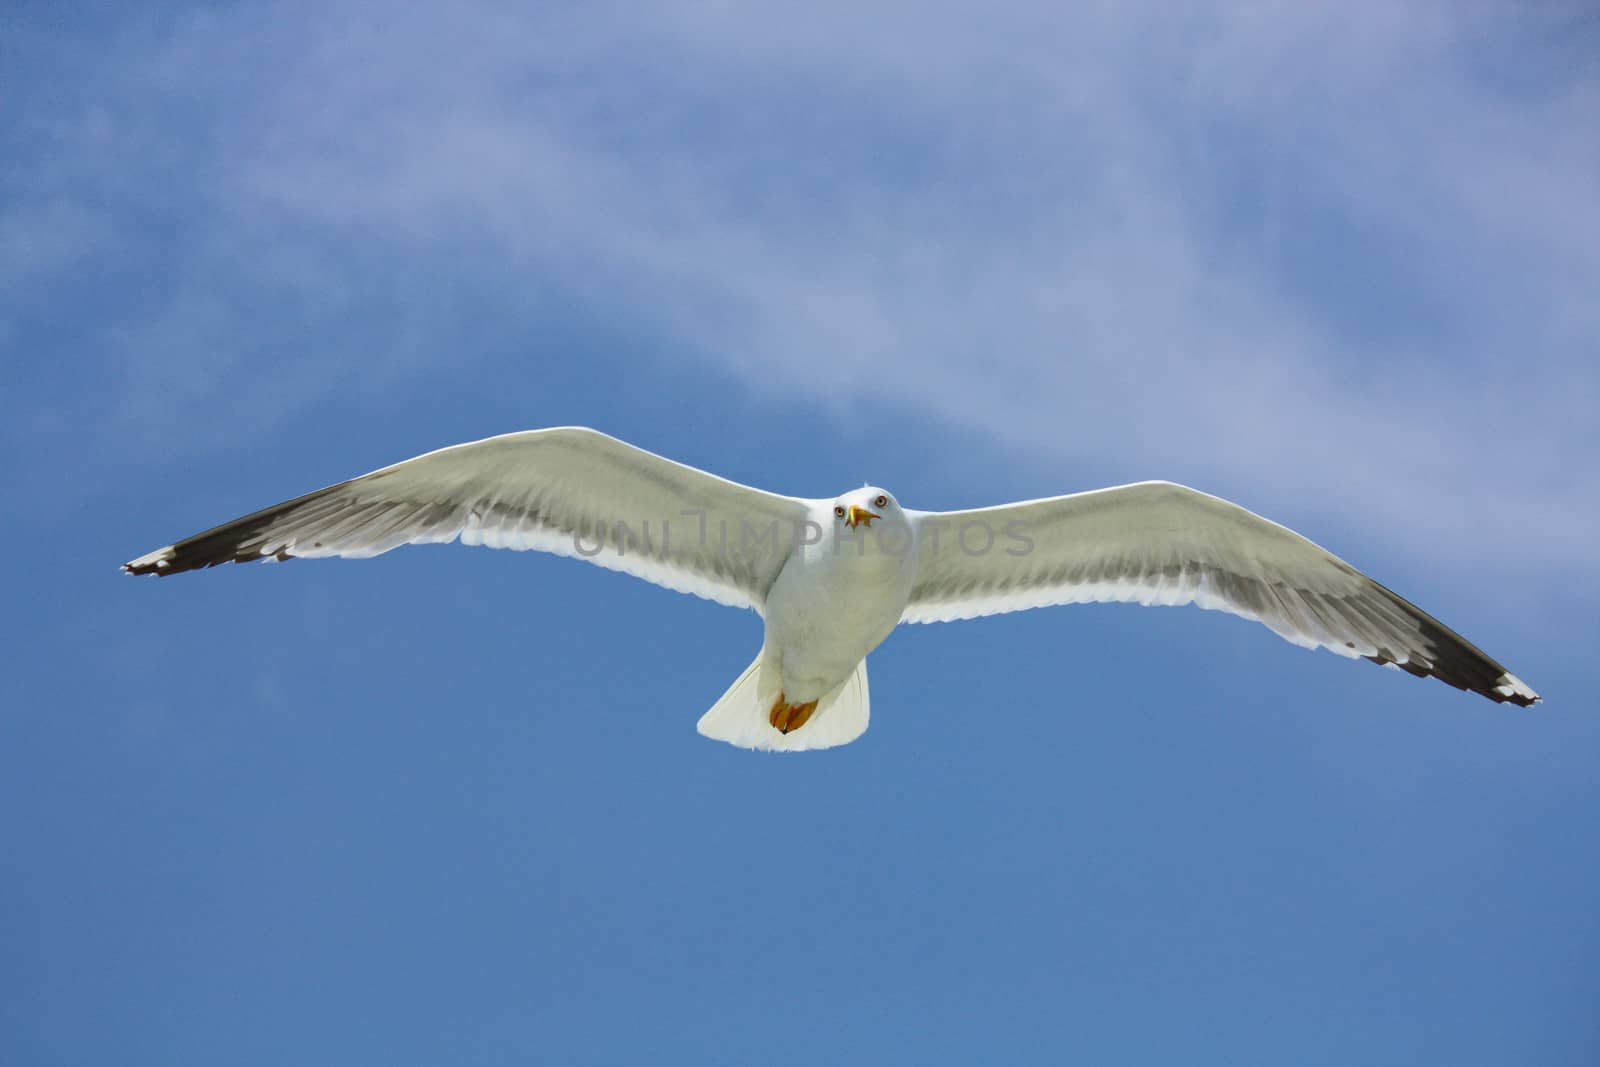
[123, 426, 1540, 750]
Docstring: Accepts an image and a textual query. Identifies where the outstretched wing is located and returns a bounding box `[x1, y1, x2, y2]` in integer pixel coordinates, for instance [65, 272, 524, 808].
[904, 481, 1539, 706]
[123, 427, 811, 613]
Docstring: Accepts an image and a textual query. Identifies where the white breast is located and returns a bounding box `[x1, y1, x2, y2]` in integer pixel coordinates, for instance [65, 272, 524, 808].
[762, 507, 920, 702]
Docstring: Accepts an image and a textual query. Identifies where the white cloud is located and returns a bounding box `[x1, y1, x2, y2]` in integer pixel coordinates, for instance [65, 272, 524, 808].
[10, 1, 1598, 573]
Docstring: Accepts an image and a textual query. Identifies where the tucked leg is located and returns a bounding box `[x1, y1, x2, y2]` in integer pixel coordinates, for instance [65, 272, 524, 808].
[768, 693, 820, 734]
[784, 701, 818, 733]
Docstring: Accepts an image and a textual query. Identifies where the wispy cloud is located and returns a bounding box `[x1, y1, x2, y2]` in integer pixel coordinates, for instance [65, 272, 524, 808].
[8, 1, 1597, 571]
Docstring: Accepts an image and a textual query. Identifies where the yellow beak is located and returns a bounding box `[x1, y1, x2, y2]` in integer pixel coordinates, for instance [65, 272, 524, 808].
[846, 505, 880, 529]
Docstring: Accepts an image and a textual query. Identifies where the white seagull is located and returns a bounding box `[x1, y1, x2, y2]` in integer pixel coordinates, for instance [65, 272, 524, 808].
[124, 426, 1540, 750]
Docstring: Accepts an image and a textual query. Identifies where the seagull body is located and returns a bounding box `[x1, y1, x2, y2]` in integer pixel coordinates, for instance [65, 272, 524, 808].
[124, 426, 1540, 750]
[754, 497, 919, 737]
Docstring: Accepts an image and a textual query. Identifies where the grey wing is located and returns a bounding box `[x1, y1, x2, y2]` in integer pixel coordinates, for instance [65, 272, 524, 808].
[903, 481, 1539, 706]
[123, 426, 811, 613]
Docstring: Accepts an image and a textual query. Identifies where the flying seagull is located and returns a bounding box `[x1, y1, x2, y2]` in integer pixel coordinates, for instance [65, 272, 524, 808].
[123, 426, 1539, 750]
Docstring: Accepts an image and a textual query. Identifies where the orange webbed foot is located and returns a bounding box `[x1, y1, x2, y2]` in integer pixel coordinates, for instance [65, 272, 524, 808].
[785, 701, 818, 733]
[768, 694, 820, 734]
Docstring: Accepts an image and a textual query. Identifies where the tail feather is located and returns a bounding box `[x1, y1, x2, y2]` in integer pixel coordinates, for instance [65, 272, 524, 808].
[696, 655, 870, 752]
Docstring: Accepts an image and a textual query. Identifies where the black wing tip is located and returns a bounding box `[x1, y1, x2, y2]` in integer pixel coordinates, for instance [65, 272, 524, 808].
[1363, 652, 1541, 708]
[122, 542, 296, 576]
[122, 518, 306, 576]
[121, 550, 214, 577]
[1354, 587, 1543, 709]
[120, 485, 348, 577]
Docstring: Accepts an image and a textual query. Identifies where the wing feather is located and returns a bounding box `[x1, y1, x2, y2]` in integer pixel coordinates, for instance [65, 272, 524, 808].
[904, 481, 1539, 706]
[123, 427, 810, 613]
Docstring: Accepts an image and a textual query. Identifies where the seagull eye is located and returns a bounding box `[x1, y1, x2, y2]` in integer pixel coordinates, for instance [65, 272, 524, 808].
[874, 495, 887, 508]
[834, 505, 846, 518]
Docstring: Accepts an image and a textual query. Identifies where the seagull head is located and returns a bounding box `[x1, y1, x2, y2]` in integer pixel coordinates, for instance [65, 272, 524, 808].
[833, 487, 901, 530]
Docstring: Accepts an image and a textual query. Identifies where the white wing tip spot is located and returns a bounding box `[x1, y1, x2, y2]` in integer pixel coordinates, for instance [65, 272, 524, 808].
[123, 546, 175, 573]
[1493, 672, 1540, 704]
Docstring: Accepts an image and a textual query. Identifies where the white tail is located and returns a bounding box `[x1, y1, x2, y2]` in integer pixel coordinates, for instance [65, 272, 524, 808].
[696, 653, 871, 752]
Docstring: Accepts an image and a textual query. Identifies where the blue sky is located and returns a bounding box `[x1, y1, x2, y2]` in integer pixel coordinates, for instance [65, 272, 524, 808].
[4, 2, 1597, 1063]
